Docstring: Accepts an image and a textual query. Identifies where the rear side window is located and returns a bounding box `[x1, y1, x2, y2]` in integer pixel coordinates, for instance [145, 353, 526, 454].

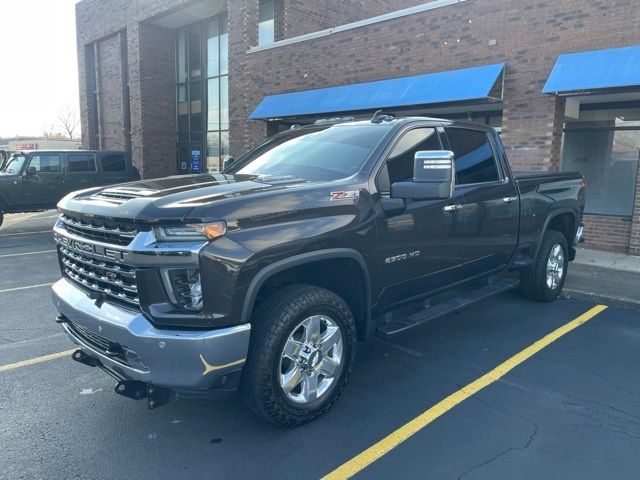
[29, 154, 61, 173]
[68, 153, 96, 173]
[445, 128, 499, 184]
[101, 154, 126, 172]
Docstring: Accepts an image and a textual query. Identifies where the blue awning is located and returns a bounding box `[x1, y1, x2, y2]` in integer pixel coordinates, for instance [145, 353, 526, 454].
[543, 45, 640, 95]
[249, 63, 505, 120]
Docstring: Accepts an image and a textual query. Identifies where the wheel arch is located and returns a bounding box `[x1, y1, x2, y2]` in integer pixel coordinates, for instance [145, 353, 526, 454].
[535, 209, 577, 261]
[240, 249, 372, 340]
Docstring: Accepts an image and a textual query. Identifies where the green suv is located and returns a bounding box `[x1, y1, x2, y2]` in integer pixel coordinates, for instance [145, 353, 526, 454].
[0, 150, 139, 227]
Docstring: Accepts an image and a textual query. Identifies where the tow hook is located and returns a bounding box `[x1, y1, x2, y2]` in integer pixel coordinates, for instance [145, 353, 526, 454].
[114, 380, 173, 410]
[71, 349, 101, 367]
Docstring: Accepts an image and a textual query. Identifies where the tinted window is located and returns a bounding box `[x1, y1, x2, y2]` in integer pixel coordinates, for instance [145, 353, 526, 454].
[445, 128, 499, 184]
[236, 125, 390, 181]
[68, 153, 96, 173]
[387, 128, 441, 185]
[101, 154, 126, 172]
[29, 154, 61, 173]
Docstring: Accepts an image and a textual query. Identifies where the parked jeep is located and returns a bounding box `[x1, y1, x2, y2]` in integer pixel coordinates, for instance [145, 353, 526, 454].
[0, 150, 138, 226]
[51, 117, 585, 426]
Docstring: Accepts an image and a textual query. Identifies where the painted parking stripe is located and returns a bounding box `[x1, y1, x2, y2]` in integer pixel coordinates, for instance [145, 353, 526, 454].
[0, 249, 56, 258]
[322, 304, 608, 480]
[0, 230, 53, 237]
[0, 349, 76, 373]
[0, 282, 54, 294]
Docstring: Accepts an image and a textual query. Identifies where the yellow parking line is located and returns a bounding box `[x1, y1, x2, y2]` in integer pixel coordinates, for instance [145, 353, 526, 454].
[322, 304, 608, 480]
[0, 282, 54, 293]
[0, 249, 56, 258]
[0, 349, 76, 373]
[0, 230, 52, 237]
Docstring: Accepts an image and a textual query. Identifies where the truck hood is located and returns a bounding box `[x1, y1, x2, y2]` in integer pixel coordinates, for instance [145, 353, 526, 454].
[57, 173, 311, 223]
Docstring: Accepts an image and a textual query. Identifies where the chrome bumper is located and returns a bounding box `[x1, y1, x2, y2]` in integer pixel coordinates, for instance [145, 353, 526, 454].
[52, 279, 250, 392]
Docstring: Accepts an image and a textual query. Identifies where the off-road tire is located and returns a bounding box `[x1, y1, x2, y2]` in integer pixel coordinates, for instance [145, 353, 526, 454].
[241, 284, 357, 427]
[520, 230, 568, 302]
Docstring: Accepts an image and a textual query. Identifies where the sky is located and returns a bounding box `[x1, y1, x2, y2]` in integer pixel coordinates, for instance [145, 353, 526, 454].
[0, 0, 80, 138]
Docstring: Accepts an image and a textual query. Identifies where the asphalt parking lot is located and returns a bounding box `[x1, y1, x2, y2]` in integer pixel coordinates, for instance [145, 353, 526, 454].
[1, 211, 639, 479]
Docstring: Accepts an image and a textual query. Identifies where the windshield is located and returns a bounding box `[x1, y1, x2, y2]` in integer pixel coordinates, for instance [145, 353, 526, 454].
[1, 155, 26, 175]
[236, 125, 390, 181]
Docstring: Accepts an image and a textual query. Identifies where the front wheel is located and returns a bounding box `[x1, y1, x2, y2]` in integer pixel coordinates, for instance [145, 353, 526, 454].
[520, 230, 568, 302]
[241, 284, 357, 427]
[0, 212, 3, 227]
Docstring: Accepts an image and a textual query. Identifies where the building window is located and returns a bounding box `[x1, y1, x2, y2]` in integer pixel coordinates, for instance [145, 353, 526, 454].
[176, 12, 228, 174]
[259, 0, 275, 46]
[562, 105, 640, 217]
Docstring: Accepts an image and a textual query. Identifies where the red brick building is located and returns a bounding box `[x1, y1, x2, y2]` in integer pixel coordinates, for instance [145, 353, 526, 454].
[75, 0, 640, 254]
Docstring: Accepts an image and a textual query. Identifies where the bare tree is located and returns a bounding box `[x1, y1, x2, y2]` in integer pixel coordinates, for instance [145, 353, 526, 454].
[56, 107, 80, 139]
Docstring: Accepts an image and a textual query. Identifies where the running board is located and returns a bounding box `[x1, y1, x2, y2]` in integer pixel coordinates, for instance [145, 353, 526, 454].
[377, 278, 519, 338]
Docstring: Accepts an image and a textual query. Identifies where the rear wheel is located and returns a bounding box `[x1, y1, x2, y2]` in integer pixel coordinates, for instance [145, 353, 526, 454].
[241, 284, 357, 427]
[520, 230, 568, 302]
[0, 212, 3, 227]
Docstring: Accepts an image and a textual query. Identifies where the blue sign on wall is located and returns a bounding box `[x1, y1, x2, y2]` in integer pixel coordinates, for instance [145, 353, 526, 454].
[191, 148, 202, 173]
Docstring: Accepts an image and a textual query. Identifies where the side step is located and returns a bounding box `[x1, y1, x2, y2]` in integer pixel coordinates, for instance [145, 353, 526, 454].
[377, 278, 519, 338]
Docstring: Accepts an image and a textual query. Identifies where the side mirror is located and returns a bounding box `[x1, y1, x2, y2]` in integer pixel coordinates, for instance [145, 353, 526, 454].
[222, 155, 236, 171]
[25, 166, 37, 175]
[391, 150, 455, 200]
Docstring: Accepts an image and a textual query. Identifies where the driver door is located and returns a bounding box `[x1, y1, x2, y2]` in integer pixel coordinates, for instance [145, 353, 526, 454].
[23, 154, 66, 207]
[373, 126, 470, 309]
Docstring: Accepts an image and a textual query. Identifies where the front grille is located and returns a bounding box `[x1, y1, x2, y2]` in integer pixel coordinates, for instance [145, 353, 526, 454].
[59, 214, 140, 246]
[59, 245, 139, 306]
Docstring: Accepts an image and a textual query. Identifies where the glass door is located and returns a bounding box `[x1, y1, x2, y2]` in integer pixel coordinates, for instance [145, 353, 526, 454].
[176, 12, 228, 175]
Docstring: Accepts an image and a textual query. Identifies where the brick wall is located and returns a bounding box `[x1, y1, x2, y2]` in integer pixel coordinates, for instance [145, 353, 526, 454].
[96, 34, 126, 150]
[582, 214, 632, 254]
[280, 0, 426, 39]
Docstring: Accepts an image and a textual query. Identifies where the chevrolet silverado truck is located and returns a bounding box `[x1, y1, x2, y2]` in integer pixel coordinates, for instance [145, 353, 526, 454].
[51, 116, 585, 426]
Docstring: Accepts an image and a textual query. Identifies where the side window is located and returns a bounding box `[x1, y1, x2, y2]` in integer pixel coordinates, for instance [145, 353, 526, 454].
[29, 154, 61, 173]
[101, 154, 126, 172]
[68, 154, 96, 173]
[378, 128, 441, 192]
[445, 128, 499, 184]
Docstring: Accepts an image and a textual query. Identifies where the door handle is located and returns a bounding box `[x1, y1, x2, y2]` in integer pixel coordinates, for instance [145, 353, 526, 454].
[502, 196, 517, 204]
[443, 204, 463, 212]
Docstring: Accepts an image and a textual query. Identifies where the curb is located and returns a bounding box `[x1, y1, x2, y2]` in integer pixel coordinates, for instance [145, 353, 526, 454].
[561, 288, 640, 311]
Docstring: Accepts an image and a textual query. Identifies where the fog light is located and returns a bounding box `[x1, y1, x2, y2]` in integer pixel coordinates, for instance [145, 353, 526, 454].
[165, 268, 203, 310]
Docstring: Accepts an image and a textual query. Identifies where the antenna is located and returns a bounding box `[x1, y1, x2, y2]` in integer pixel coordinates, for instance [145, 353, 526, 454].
[371, 110, 395, 124]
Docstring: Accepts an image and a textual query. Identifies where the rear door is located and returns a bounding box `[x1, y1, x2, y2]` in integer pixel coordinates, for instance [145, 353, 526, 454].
[442, 127, 519, 274]
[98, 153, 129, 187]
[23, 153, 66, 207]
[65, 153, 98, 194]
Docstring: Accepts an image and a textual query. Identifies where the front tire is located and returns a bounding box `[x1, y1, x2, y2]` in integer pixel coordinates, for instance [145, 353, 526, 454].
[520, 230, 568, 302]
[241, 284, 357, 427]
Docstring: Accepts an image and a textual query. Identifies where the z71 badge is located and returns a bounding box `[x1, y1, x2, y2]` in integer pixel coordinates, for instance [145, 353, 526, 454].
[330, 190, 359, 201]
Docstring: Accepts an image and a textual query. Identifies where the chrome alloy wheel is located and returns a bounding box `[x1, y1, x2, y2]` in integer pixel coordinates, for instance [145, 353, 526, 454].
[278, 315, 344, 404]
[546, 244, 565, 290]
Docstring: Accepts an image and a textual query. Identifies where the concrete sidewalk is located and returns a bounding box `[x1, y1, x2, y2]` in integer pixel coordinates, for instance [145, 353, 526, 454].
[563, 248, 640, 310]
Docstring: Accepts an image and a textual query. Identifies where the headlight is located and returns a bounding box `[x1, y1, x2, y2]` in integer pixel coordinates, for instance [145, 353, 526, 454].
[154, 221, 226, 241]
[163, 268, 203, 311]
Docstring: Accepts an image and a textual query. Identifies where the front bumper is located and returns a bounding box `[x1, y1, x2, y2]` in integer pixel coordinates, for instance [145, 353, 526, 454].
[52, 278, 251, 393]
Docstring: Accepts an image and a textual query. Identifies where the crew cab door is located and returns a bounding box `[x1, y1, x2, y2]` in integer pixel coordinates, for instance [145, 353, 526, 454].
[442, 127, 519, 273]
[373, 126, 471, 308]
[22, 153, 66, 207]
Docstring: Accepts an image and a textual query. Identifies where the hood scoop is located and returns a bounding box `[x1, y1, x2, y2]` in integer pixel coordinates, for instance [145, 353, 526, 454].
[89, 186, 158, 204]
